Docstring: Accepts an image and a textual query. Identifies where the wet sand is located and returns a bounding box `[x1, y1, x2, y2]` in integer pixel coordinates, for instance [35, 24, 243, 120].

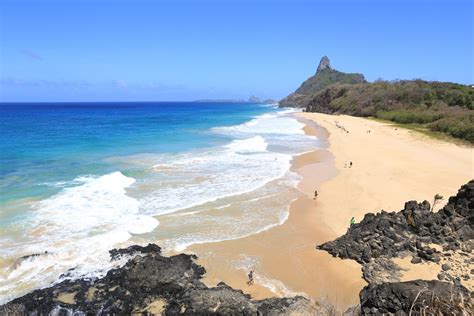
[186, 112, 473, 311]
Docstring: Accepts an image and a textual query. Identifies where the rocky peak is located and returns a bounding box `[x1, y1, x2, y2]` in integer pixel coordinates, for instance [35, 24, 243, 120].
[317, 56, 331, 73]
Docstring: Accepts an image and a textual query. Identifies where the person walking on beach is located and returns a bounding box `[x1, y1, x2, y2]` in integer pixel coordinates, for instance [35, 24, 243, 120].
[349, 161, 353, 168]
[247, 270, 254, 286]
[313, 189, 318, 200]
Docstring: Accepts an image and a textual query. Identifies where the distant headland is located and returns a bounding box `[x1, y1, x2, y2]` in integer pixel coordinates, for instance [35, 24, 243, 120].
[280, 56, 473, 143]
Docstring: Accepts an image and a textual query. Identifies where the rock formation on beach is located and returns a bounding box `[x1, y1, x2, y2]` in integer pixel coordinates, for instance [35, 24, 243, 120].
[2, 182, 472, 315]
[359, 279, 471, 315]
[318, 180, 473, 282]
[319, 180, 474, 314]
[0, 244, 327, 315]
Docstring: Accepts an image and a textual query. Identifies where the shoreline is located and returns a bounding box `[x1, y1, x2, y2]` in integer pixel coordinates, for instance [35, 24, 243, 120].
[4, 185, 472, 315]
[187, 111, 473, 311]
[2, 111, 472, 313]
[188, 113, 366, 310]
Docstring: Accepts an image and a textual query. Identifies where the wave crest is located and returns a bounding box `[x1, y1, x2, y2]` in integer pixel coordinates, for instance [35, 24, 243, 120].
[224, 136, 268, 154]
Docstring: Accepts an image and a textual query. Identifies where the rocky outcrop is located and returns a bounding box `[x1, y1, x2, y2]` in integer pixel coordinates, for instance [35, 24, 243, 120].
[317, 56, 331, 72]
[318, 180, 474, 270]
[319, 181, 473, 314]
[1, 244, 327, 315]
[360, 280, 471, 315]
[279, 56, 366, 107]
[3, 179, 472, 315]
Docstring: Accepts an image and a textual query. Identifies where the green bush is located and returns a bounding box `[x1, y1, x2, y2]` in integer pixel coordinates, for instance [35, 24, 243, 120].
[429, 115, 474, 143]
[294, 77, 473, 142]
[376, 110, 443, 124]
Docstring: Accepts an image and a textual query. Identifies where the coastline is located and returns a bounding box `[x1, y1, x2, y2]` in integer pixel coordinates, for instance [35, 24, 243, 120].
[187, 111, 473, 311]
[2, 110, 472, 313]
[188, 114, 365, 310]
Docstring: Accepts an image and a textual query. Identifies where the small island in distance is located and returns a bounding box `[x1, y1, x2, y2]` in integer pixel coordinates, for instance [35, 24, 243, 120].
[194, 96, 277, 104]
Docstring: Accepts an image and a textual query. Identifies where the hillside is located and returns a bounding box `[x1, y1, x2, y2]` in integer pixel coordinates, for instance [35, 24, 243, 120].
[280, 58, 474, 143]
[279, 56, 366, 107]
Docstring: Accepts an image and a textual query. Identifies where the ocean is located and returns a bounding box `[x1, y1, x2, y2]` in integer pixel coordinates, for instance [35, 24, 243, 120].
[0, 102, 319, 303]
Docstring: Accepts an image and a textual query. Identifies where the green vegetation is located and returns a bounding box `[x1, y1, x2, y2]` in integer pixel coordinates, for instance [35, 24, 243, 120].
[290, 79, 473, 143]
[279, 68, 366, 107]
[280, 56, 473, 143]
[294, 69, 366, 95]
[429, 115, 474, 143]
[376, 110, 443, 124]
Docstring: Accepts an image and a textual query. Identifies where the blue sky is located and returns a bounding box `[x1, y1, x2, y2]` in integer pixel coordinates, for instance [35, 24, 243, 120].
[0, 0, 472, 102]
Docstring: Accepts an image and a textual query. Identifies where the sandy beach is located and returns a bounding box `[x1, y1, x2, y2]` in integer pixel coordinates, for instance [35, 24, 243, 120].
[188, 112, 473, 311]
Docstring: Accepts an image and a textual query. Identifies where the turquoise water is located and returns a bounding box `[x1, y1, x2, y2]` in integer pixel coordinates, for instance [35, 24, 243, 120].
[0, 101, 319, 303]
[1, 102, 271, 206]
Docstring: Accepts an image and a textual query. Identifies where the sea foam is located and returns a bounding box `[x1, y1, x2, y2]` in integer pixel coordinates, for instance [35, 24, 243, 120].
[212, 110, 305, 136]
[0, 106, 319, 304]
[0, 172, 158, 304]
[224, 135, 268, 153]
[141, 144, 292, 217]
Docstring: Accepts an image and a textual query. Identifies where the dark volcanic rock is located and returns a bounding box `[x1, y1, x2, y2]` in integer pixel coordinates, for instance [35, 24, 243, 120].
[410, 257, 422, 264]
[360, 280, 472, 315]
[0, 244, 323, 315]
[361, 258, 402, 284]
[109, 242, 161, 260]
[317, 181, 474, 313]
[318, 180, 474, 269]
[441, 263, 451, 271]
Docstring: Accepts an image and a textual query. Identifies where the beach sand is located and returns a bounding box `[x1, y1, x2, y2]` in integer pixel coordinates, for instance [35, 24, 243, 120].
[187, 112, 473, 311]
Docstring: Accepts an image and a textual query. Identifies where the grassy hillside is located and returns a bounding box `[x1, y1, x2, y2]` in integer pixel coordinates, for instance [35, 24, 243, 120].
[294, 69, 366, 95]
[303, 80, 474, 142]
[279, 57, 366, 107]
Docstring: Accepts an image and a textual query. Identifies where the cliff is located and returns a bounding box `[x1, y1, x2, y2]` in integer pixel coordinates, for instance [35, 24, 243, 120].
[279, 56, 366, 107]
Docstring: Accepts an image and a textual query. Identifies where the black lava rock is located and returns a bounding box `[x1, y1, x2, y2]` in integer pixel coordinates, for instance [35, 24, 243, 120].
[410, 257, 422, 264]
[360, 280, 471, 315]
[317, 180, 474, 265]
[441, 263, 451, 271]
[0, 244, 320, 315]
